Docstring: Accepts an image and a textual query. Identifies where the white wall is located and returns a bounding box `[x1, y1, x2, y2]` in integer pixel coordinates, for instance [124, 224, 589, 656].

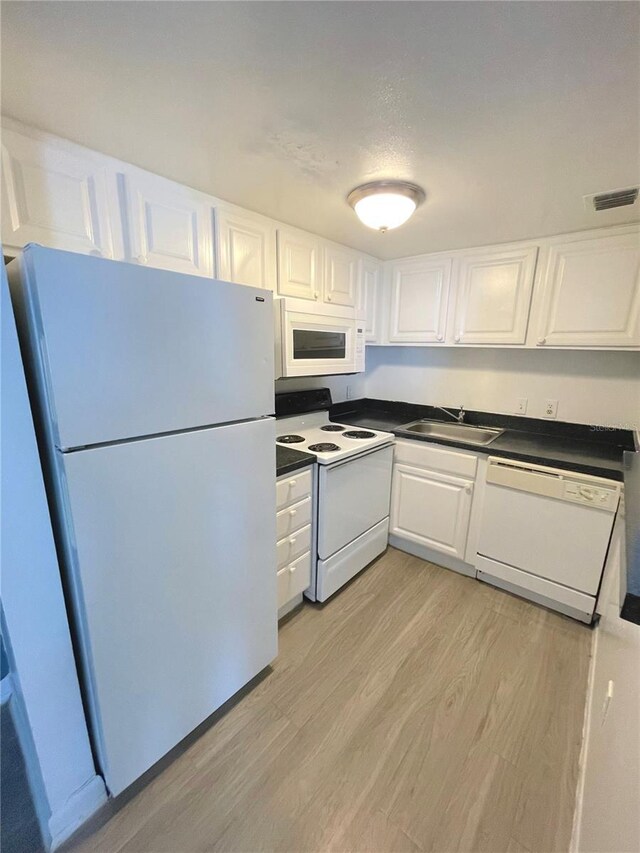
[275, 372, 367, 404]
[363, 347, 640, 429]
[573, 511, 640, 853]
[1, 266, 107, 849]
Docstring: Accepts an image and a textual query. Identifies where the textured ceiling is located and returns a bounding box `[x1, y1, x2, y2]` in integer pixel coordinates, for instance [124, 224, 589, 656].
[1, 1, 639, 259]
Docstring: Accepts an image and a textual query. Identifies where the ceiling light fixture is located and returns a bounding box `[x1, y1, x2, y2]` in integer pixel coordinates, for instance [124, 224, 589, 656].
[347, 180, 426, 232]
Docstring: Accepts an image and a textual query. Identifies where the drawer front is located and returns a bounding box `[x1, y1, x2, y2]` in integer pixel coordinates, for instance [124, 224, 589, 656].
[277, 550, 312, 608]
[276, 468, 312, 510]
[277, 523, 312, 570]
[276, 496, 312, 541]
[394, 439, 477, 478]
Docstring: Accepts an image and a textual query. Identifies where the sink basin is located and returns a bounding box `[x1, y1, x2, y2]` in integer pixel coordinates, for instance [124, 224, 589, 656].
[397, 420, 505, 446]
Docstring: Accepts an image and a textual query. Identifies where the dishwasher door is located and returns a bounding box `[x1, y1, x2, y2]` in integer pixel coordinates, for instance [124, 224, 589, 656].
[477, 458, 620, 596]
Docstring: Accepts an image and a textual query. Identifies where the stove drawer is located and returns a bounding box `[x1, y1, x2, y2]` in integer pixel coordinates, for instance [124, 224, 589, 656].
[278, 550, 312, 608]
[276, 496, 312, 541]
[276, 469, 312, 510]
[277, 523, 312, 570]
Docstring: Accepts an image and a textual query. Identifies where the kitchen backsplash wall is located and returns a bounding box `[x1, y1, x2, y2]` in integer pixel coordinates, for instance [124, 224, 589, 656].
[275, 373, 367, 404]
[362, 347, 640, 430]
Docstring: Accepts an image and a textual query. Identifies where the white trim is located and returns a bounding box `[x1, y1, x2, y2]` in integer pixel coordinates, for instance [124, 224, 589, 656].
[49, 775, 107, 851]
[570, 625, 598, 852]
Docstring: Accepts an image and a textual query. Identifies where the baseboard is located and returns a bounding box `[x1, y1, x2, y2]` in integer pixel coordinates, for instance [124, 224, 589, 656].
[278, 594, 303, 621]
[49, 775, 108, 851]
[388, 535, 476, 578]
[570, 623, 599, 852]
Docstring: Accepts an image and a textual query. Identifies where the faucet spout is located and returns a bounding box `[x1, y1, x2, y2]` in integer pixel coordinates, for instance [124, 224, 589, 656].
[432, 405, 465, 423]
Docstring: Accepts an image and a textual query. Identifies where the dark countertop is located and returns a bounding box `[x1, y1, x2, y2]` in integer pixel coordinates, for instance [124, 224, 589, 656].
[331, 397, 639, 626]
[331, 399, 634, 481]
[621, 450, 640, 625]
[276, 445, 315, 478]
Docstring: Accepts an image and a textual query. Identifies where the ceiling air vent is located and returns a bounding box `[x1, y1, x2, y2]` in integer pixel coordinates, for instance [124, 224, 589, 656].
[585, 187, 639, 212]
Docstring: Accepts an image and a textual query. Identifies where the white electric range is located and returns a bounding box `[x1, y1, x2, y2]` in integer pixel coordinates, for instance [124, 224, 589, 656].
[276, 391, 395, 602]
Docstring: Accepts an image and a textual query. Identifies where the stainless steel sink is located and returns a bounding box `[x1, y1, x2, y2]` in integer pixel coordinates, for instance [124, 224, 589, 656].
[397, 420, 505, 446]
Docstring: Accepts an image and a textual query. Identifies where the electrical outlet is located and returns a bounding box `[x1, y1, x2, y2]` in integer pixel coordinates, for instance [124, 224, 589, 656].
[516, 398, 528, 415]
[346, 385, 353, 400]
[544, 399, 558, 419]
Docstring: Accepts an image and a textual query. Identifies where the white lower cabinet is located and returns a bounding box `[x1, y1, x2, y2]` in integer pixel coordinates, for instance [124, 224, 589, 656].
[390, 440, 477, 571]
[276, 467, 314, 614]
[391, 464, 473, 559]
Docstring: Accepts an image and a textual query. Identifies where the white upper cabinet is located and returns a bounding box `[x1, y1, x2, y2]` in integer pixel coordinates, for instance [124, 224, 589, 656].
[121, 170, 213, 277]
[277, 227, 322, 301]
[388, 256, 453, 343]
[322, 243, 358, 308]
[536, 231, 640, 348]
[453, 246, 538, 345]
[1, 127, 122, 259]
[216, 206, 276, 290]
[358, 256, 382, 342]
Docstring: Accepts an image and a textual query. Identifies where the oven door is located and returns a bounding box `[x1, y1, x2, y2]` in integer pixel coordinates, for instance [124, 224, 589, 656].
[280, 310, 357, 377]
[317, 445, 394, 560]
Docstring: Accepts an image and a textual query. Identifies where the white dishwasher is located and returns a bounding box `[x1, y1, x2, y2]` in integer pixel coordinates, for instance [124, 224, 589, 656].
[476, 457, 621, 623]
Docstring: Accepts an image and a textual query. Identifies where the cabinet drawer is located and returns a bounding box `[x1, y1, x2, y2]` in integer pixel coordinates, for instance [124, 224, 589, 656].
[394, 439, 477, 478]
[277, 550, 312, 608]
[276, 468, 312, 510]
[277, 523, 311, 570]
[276, 496, 312, 540]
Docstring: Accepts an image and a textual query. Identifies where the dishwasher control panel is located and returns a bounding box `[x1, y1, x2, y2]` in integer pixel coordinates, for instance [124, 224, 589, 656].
[562, 481, 618, 509]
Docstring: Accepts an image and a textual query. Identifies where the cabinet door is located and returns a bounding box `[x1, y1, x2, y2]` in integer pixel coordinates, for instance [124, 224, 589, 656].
[216, 207, 276, 290]
[323, 243, 358, 307]
[388, 257, 452, 343]
[277, 228, 321, 301]
[358, 257, 382, 342]
[390, 463, 473, 559]
[453, 246, 538, 345]
[537, 233, 640, 347]
[122, 171, 213, 277]
[1, 128, 121, 258]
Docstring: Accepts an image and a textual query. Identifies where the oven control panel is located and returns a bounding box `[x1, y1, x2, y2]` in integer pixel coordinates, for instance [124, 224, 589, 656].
[562, 481, 619, 510]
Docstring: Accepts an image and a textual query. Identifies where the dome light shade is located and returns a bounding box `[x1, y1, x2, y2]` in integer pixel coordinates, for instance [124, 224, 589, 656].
[347, 181, 425, 232]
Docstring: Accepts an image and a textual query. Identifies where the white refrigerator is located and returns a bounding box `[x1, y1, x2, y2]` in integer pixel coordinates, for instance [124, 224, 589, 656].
[8, 245, 278, 795]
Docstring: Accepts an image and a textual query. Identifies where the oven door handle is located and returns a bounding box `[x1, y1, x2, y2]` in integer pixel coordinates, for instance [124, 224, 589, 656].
[324, 441, 394, 469]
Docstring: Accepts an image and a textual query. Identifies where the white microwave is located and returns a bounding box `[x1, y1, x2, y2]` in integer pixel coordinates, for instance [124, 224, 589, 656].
[275, 301, 365, 377]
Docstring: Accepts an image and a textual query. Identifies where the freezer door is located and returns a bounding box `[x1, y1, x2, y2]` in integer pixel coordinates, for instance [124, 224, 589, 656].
[16, 246, 274, 448]
[59, 418, 277, 795]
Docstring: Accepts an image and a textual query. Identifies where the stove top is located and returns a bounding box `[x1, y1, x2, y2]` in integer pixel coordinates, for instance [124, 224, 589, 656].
[275, 412, 394, 464]
[342, 430, 376, 439]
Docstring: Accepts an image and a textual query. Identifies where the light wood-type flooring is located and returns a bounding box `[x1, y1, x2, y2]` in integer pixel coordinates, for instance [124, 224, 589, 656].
[68, 547, 591, 853]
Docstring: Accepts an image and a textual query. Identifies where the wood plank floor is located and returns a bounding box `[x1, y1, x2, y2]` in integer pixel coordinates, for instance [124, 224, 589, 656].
[68, 547, 591, 853]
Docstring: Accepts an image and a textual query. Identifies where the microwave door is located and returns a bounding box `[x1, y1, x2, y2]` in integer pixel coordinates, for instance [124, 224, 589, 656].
[281, 311, 356, 377]
[293, 329, 347, 360]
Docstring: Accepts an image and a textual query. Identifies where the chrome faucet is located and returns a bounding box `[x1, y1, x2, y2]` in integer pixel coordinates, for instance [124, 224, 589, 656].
[432, 405, 465, 423]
